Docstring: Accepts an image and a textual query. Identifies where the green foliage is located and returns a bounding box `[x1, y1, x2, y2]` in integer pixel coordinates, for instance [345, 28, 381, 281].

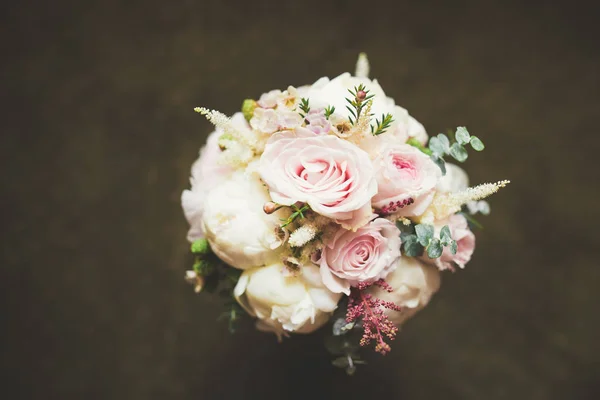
[455, 126, 471, 144]
[218, 302, 245, 334]
[415, 224, 434, 246]
[280, 204, 310, 228]
[426, 238, 443, 258]
[401, 233, 424, 256]
[427, 127, 485, 174]
[324, 105, 335, 119]
[241, 99, 257, 121]
[298, 97, 311, 117]
[460, 211, 484, 230]
[191, 239, 211, 255]
[401, 223, 457, 259]
[450, 142, 468, 162]
[371, 113, 394, 135]
[193, 259, 215, 275]
[345, 84, 374, 125]
[406, 138, 432, 155]
[470, 136, 485, 151]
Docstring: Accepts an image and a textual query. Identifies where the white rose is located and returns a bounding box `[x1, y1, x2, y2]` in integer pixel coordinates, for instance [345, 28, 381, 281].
[201, 170, 285, 270]
[436, 163, 469, 193]
[366, 257, 441, 326]
[234, 263, 342, 339]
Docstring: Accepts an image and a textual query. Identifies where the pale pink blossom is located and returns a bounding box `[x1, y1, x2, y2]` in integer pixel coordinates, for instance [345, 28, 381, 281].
[250, 108, 303, 134]
[258, 128, 377, 230]
[304, 109, 331, 135]
[319, 218, 402, 295]
[372, 143, 441, 216]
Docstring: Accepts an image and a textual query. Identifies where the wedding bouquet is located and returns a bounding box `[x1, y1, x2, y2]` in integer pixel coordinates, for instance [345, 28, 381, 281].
[181, 54, 508, 373]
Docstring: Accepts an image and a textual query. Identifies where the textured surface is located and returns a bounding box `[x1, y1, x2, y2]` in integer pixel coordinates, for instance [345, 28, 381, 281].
[2, 1, 599, 399]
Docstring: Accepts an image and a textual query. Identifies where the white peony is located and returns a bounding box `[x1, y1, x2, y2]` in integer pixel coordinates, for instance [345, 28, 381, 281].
[367, 256, 441, 326]
[436, 163, 470, 193]
[234, 263, 342, 339]
[303, 73, 428, 145]
[201, 169, 285, 270]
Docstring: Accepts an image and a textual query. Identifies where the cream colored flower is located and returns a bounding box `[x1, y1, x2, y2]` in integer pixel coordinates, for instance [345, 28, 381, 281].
[234, 263, 342, 339]
[201, 169, 286, 270]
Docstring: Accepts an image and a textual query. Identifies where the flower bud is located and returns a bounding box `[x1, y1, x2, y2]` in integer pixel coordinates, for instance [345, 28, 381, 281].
[263, 201, 280, 215]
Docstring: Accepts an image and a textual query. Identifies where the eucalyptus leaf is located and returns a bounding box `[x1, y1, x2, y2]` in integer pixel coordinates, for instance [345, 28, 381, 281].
[427, 238, 443, 258]
[415, 224, 434, 246]
[332, 356, 350, 368]
[439, 225, 452, 245]
[437, 133, 451, 153]
[403, 235, 424, 257]
[450, 143, 468, 162]
[455, 126, 470, 144]
[432, 156, 447, 175]
[428, 136, 445, 156]
[470, 136, 485, 151]
[449, 240, 458, 255]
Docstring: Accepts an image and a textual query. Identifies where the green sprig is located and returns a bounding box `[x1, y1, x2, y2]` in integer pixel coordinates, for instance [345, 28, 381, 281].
[427, 127, 485, 175]
[324, 105, 336, 119]
[345, 84, 374, 125]
[280, 204, 310, 228]
[298, 98, 311, 117]
[371, 113, 394, 135]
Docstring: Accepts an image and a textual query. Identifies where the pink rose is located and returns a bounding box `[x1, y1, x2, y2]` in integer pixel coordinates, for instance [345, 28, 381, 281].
[181, 113, 250, 241]
[372, 143, 441, 216]
[258, 128, 377, 230]
[428, 214, 475, 271]
[319, 218, 402, 295]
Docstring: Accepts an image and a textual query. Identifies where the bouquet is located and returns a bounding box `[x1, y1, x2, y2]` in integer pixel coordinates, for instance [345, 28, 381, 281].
[181, 54, 509, 374]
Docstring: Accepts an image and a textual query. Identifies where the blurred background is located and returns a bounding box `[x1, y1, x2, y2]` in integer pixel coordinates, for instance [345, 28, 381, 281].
[2, 0, 599, 399]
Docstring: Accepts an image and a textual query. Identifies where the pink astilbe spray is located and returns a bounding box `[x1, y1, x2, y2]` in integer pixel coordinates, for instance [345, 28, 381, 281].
[346, 280, 402, 355]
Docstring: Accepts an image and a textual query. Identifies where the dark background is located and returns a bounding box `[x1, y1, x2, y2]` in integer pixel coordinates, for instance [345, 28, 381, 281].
[2, 0, 599, 399]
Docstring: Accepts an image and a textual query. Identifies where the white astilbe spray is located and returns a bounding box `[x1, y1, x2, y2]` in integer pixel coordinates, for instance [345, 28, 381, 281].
[288, 224, 318, 248]
[194, 107, 257, 166]
[421, 180, 510, 223]
[355, 52, 370, 78]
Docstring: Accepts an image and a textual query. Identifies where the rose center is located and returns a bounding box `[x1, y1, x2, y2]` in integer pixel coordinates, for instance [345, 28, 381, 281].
[392, 155, 417, 180]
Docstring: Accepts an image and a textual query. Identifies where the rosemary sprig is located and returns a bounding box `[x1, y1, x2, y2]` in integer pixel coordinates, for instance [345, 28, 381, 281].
[280, 204, 310, 228]
[371, 113, 394, 135]
[345, 84, 374, 125]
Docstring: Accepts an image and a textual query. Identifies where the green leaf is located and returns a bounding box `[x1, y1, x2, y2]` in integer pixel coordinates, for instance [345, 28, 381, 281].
[332, 356, 349, 368]
[455, 126, 470, 144]
[437, 133, 451, 153]
[449, 240, 458, 255]
[427, 238, 443, 258]
[450, 143, 468, 162]
[402, 235, 424, 257]
[432, 156, 447, 175]
[439, 225, 452, 245]
[407, 138, 432, 155]
[415, 224, 434, 246]
[191, 239, 211, 255]
[470, 136, 485, 151]
[428, 136, 445, 156]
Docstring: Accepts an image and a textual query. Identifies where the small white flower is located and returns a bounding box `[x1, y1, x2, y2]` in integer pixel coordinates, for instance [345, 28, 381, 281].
[288, 224, 318, 247]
